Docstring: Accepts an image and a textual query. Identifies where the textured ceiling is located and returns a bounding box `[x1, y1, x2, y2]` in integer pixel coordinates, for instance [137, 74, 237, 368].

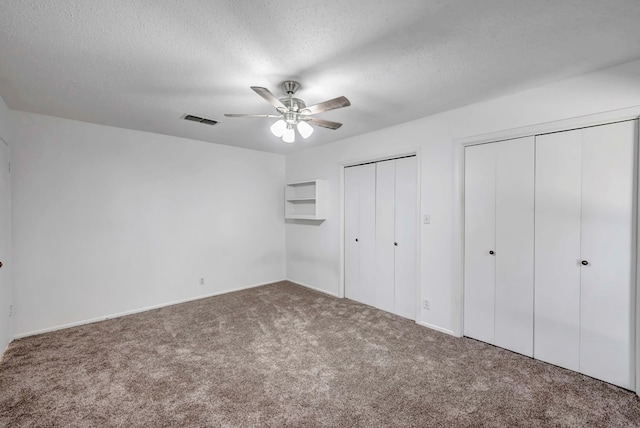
[1, 1, 640, 154]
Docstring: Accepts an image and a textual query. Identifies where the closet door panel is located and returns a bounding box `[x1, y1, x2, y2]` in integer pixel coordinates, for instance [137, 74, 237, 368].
[375, 161, 395, 313]
[494, 137, 535, 357]
[580, 121, 636, 389]
[345, 164, 377, 307]
[534, 130, 582, 372]
[394, 156, 418, 319]
[464, 143, 496, 344]
[344, 166, 360, 302]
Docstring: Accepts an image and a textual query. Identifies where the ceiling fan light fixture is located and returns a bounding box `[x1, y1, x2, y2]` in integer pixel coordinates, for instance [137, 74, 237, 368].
[225, 81, 350, 144]
[270, 119, 286, 137]
[297, 120, 314, 139]
[282, 125, 296, 143]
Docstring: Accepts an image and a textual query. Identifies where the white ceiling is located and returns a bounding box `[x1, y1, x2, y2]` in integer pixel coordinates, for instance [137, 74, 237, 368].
[1, 1, 640, 154]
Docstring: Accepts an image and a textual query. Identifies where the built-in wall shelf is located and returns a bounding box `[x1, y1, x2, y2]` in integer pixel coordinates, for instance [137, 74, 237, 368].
[285, 179, 327, 220]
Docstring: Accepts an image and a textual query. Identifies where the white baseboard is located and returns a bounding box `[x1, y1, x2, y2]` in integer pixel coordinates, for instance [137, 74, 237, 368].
[417, 321, 458, 337]
[286, 279, 341, 298]
[1, 341, 11, 362]
[13, 279, 286, 340]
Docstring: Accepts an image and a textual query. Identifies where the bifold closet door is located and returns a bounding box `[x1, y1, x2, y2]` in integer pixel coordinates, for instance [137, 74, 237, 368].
[535, 120, 636, 389]
[494, 137, 534, 357]
[374, 161, 396, 313]
[464, 137, 534, 353]
[375, 157, 417, 318]
[535, 130, 582, 372]
[464, 143, 497, 344]
[344, 164, 376, 308]
[394, 156, 417, 319]
[580, 121, 635, 389]
[346, 157, 417, 318]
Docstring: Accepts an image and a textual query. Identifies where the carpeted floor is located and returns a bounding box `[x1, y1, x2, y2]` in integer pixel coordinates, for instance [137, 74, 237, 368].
[1, 281, 639, 427]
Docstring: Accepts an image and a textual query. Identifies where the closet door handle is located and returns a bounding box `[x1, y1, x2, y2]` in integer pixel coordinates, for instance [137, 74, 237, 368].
[489, 250, 495, 255]
[581, 260, 589, 266]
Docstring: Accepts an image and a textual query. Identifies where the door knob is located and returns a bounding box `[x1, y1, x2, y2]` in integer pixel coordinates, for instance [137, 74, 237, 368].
[489, 250, 495, 255]
[394, 242, 398, 246]
[581, 260, 589, 266]
[355, 238, 358, 242]
[0, 261, 2, 268]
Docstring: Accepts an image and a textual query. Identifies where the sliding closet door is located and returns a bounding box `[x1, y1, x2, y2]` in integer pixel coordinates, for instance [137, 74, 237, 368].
[394, 157, 417, 319]
[345, 164, 376, 307]
[464, 143, 496, 344]
[534, 130, 583, 372]
[494, 137, 534, 357]
[580, 121, 635, 389]
[375, 161, 396, 313]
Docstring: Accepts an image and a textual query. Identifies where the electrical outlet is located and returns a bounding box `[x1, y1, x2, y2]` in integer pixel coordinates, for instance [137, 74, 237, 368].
[423, 299, 430, 310]
[199, 278, 205, 286]
[423, 214, 431, 224]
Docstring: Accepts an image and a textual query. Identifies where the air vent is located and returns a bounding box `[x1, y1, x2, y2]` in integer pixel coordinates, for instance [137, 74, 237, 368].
[183, 114, 218, 126]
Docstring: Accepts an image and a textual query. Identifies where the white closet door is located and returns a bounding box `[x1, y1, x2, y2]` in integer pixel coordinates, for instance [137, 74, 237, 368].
[394, 157, 417, 319]
[345, 164, 377, 307]
[535, 130, 582, 372]
[0, 142, 10, 350]
[464, 143, 496, 344]
[580, 121, 636, 389]
[375, 161, 396, 313]
[494, 137, 535, 357]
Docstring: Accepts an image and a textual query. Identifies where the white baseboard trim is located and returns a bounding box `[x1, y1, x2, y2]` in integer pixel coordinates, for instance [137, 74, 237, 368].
[1, 341, 11, 361]
[286, 279, 341, 298]
[13, 279, 286, 340]
[417, 321, 458, 337]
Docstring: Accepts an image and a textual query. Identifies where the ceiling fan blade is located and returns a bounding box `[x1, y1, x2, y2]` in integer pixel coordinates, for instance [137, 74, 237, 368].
[302, 96, 350, 115]
[307, 117, 343, 130]
[224, 113, 282, 118]
[250, 86, 287, 111]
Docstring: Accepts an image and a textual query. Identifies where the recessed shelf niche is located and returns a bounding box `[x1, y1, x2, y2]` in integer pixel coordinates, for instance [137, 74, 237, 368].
[285, 179, 327, 220]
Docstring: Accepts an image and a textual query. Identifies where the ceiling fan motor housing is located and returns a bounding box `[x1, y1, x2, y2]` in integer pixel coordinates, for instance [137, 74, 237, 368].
[280, 98, 308, 124]
[281, 80, 300, 96]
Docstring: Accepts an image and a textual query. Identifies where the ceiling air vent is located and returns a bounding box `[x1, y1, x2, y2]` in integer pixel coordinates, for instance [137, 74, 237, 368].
[183, 114, 218, 126]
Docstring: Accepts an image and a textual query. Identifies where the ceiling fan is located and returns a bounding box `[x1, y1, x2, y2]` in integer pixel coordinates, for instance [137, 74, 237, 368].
[224, 81, 351, 143]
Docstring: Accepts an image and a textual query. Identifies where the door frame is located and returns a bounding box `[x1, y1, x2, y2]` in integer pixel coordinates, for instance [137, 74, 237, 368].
[453, 106, 640, 392]
[339, 149, 422, 323]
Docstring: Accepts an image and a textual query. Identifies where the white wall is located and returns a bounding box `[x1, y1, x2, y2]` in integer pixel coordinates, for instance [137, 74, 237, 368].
[285, 58, 640, 335]
[11, 112, 286, 336]
[0, 95, 12, 354]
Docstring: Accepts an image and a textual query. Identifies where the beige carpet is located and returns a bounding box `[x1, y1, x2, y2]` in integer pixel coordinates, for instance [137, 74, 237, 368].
[1, 281, 639, 427]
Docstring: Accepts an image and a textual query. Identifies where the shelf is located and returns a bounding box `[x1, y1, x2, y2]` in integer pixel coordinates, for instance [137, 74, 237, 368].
[284, 179, 327, 220]
[285, 214, 322, 220]
[286, 198, 316, 202]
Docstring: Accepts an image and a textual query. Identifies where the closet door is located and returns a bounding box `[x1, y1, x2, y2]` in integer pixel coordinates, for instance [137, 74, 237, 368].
[534, 130, 582, 372]
[345, 164, 377, 307]
[0, 142, 10, 350]
[494, 137, 534, 357]
[394, 157, 417, 319]
[464, 143, 496, 344]
[580, 121, 635, 389]
[375, 160, 396, 313]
